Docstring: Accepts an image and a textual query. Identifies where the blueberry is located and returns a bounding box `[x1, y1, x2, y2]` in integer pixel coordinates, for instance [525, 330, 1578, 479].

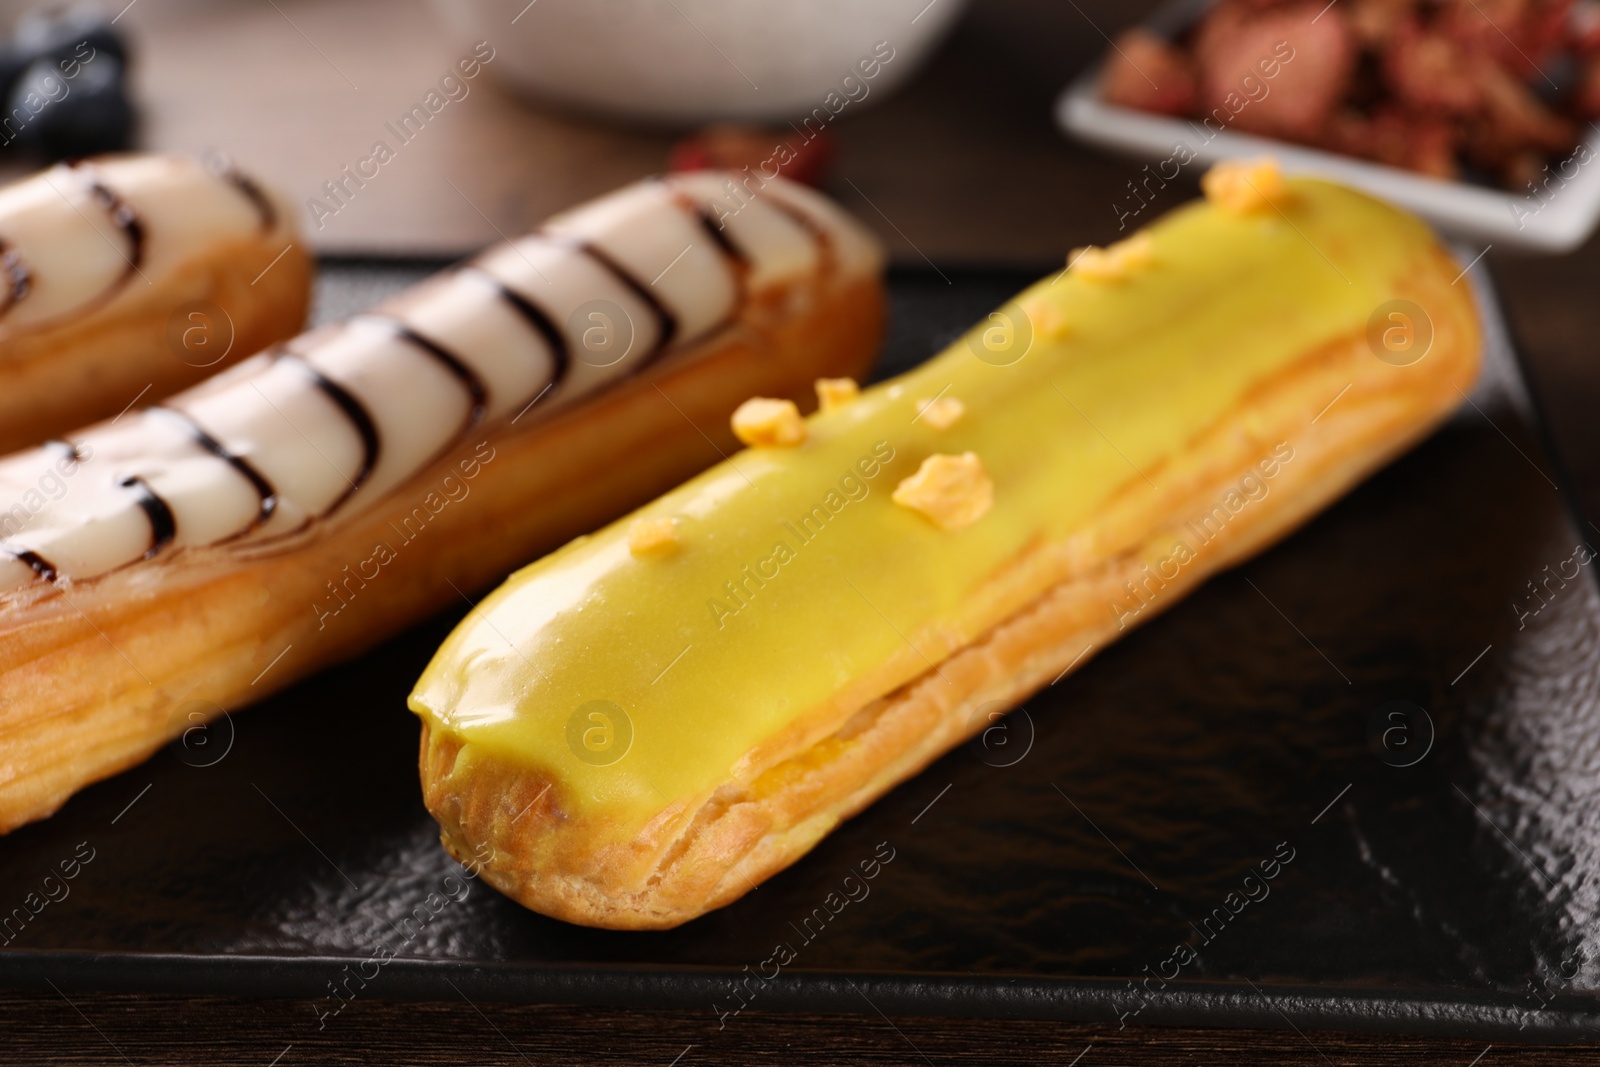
[0, 3, 135, 154]
[1, 53, 133, 156]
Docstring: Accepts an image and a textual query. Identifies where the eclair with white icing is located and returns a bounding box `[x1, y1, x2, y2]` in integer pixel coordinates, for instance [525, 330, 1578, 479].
[409, 161, 1482, 929]
[0, 172, 885, 833]
[0, 153, 311, 453]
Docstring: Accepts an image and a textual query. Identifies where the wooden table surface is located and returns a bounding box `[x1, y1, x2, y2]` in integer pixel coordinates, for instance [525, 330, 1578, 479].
[8, 993, 1600, 1066]
[9, 0, 1600, 1061]
[96, 0, 1136, 264]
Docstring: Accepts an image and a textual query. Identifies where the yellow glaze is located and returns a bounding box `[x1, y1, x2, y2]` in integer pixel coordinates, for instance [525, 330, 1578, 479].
[411, 177, 1441, 844]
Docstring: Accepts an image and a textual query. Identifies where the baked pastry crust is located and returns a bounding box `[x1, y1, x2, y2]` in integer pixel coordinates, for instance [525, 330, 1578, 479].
[413, 175, 1481, 930]
[0, 177, 885, 834]
[0, 155, 310, 453]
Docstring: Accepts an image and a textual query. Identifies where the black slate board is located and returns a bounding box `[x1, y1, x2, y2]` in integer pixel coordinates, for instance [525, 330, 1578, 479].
[3, 263, 1599, 1042]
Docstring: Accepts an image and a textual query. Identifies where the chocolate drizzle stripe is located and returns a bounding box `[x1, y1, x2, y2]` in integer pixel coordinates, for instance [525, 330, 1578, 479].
[377, 317, 488, 428]
[761, 196, 834, 274]
[462, 267, 571, 392]
[660, 181, 749, 321]
[541, 232, 678, 357]
[678, 195, 748, 266]
[0, 238, 30, 317]
[157, 406, 278, 525]
[276, 353, 381, 516]
[118, 475, 176, 559]
[693, 206, 746, 264]
[5, 546, 57, 582]
[44, 438, 84, 463]
[222, 169, 277, 232]
[85, 178, 145, 280]
[200, 155, 278, 231]
[0, 163, 138, 328]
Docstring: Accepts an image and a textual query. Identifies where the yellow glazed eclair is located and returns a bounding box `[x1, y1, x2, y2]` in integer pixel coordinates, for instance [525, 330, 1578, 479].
[410, 161, 1482, 930]
[0, 172, 883, 833]
[0, 154, 311, 453]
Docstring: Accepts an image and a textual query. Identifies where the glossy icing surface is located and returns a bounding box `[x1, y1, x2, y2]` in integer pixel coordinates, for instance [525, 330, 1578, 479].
[0, 172, 870, 594]
[0, 154, 276, 336]
[410, 177, 1441, 839]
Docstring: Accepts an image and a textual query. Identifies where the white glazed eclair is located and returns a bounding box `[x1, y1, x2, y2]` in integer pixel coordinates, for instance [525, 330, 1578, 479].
[0, 153, 311, 453]
[0, 172, 885, 833]
[410, 162, 1482, 929]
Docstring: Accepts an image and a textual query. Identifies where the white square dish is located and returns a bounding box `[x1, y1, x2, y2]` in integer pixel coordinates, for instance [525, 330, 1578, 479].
[1054, 0, 1600, 253]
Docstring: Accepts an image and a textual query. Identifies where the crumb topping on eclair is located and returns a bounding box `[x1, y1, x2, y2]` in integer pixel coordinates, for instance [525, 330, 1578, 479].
[916, 396, 965, 429]
[628, 516, 680, 557]
[815, 377, 860, 412]
[892, 452, 993, 530]
[1201, 157, 1288, 216]
[1069, 232, 1155, 282]
[731, 397, 807, 447]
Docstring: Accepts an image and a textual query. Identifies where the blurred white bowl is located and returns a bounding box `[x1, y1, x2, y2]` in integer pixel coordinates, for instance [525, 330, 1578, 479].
[429, 0, 967, 126]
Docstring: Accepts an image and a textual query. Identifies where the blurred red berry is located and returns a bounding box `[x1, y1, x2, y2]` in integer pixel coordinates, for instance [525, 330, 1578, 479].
[668, 124, 835, 188]
[1101, 28, 1197, 116]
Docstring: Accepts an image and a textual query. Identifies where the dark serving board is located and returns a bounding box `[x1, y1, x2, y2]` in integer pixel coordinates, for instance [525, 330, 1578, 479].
[3, 261, 1600, 1043]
